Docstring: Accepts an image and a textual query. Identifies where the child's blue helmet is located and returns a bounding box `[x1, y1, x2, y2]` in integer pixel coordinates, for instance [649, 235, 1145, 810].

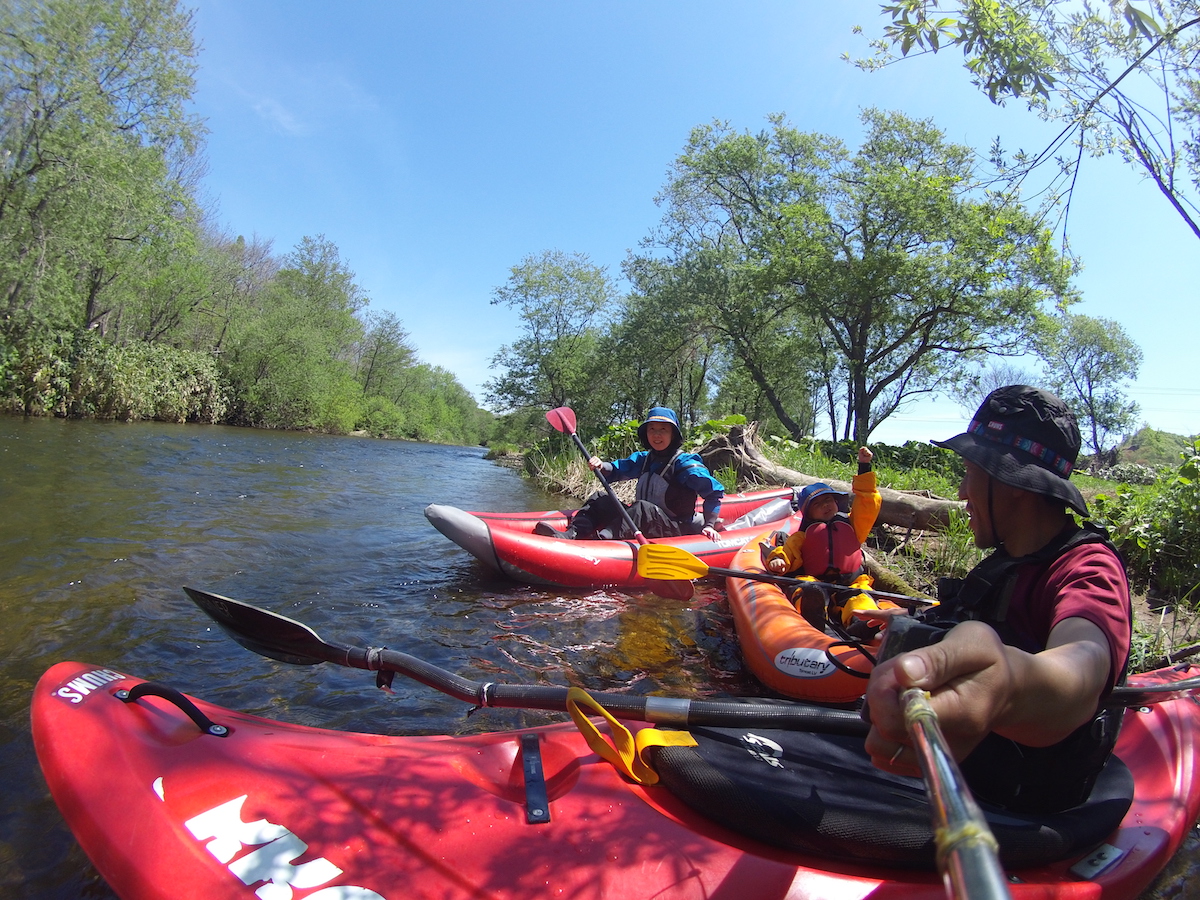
[637, 406, 683, 449]
[796, 482, 850, 516]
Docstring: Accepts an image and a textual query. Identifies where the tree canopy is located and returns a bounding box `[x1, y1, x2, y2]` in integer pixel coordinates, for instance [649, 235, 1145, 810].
[485, 250, 618, 429]
[1038, 312, 1143, 464]
[0, 1, 491, 445]
[486, 111, 1081, 448]
[632, 109, 1071, 443]
[2, 1, 1149, 455]
[0, 0, 204, 328]
[857, 0, 1200, 240]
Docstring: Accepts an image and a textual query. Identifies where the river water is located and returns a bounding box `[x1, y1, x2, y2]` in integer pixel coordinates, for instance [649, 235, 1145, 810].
[0, 416, 751, 899]
[1, 417, 1195, 898]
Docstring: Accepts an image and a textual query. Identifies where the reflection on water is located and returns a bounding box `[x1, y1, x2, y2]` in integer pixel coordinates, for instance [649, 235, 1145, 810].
[0, 417, 759, 898]
[1, 416, 1194, 899]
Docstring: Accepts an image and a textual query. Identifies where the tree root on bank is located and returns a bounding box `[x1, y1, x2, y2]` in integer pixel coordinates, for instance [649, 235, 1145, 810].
[698, 423, 964, 531]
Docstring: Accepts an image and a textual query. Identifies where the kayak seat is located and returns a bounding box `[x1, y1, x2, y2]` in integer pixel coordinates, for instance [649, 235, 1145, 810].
[651, 725, 1133, 870]
[725, 496, 797, 531]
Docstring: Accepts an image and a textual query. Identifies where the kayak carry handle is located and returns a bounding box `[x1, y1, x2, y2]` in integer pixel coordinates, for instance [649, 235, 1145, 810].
[117, 681, 230, 738]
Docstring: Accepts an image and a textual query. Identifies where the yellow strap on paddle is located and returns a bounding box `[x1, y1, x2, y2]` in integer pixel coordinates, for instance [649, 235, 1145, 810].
[565, 687, 697, 785]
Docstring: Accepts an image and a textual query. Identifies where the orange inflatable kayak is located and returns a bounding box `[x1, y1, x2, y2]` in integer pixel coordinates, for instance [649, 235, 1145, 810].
[725, 533, 880, 703]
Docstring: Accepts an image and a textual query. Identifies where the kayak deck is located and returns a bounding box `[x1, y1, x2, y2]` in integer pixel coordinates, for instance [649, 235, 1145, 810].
[32, 660, 1200, 900]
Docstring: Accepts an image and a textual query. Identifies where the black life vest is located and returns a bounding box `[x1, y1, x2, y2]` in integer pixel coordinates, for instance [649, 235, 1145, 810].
[636, 450, 697, 523]
[799, 514, 864, 583]
[919, 523, 1130, 813]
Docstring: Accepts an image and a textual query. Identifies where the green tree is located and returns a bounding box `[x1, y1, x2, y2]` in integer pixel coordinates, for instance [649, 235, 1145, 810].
[105, 223, 208, 343]
[1092, 439, 1200, 599]
[276, 235, 368, 357]
[643, 110, 1070, 443]
[614, 256, 728, 429]
[1119, 425, 1192, 468]
[951, 360, 1044, 414]
[221, 236, 366, 431]
[355, 310, 417, 399]
[0, 0, 204, 327]
[396, 364, 491, 444]
[1037, 312, 1142, 465]
[858, 1, 1200, 240]
[184, 230, 279, 353]
[485, 250, 615, 431]
[635, 121, 837, 439]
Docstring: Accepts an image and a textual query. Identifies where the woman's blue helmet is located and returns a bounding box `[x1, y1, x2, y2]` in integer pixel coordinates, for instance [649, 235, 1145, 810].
[637, 406, 683, 449]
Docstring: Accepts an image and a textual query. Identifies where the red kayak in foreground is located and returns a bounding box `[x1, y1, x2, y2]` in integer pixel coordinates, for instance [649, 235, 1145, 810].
[33, 657, 1200, 900]
[424, 487, 801, 589]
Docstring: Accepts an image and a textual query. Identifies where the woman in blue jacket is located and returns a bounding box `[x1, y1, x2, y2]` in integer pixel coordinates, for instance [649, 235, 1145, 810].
[535, 407, 725, 541]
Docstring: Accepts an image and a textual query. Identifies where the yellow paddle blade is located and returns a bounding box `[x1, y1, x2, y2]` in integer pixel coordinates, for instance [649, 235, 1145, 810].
[636, 543, 710, 580]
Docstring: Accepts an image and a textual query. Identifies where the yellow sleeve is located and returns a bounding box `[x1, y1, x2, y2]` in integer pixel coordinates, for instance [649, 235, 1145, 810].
[849, 470, 881, 544]
[766, 529, 807, 571]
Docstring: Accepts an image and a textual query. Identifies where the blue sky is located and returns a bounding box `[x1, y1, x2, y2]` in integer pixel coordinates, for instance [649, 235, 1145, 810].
[188, 1, 1198, 444]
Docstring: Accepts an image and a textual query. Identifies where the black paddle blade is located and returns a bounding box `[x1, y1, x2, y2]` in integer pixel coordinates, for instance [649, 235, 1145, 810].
[545, 406, 577, 434]
[183, 587, 335, 666]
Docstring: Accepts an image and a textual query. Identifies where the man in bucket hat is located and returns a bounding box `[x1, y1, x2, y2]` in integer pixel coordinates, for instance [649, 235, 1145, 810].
[860, 385, 1132, 814]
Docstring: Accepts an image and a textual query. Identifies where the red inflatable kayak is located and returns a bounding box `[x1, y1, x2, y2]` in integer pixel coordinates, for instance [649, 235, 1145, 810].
[425, 487, 801, 589]
[33, 656, 1200, 900]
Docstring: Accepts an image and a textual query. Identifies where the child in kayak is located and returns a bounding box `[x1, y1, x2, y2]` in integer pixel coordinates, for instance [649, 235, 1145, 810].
[764, 447, 887, 633]
[535, 406, 725, 541]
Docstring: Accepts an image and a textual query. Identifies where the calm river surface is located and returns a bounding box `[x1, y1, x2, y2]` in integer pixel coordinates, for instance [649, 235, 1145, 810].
[1, 416, 1195, 898]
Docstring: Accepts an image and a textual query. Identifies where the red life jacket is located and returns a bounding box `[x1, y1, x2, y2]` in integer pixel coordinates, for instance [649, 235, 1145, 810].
[799, 514, 864, 582]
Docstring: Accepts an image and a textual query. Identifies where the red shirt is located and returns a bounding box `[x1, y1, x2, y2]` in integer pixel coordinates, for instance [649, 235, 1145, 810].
[1006, 542, 1132, 692]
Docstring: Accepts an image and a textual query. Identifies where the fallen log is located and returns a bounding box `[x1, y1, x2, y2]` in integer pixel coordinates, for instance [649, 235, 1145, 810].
[698, 423, 964, 532]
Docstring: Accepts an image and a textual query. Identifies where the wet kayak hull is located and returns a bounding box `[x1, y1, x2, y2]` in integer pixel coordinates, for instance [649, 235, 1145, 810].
[32, 660, 1200, 900]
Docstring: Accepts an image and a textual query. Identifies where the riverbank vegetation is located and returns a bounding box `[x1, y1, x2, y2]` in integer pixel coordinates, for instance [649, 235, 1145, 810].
[1, 1, 1153, 460]
[0, 2, 491, 446]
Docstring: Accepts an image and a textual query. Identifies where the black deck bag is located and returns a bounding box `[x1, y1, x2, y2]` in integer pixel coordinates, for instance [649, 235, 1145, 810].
[651, 724, 1133, 870]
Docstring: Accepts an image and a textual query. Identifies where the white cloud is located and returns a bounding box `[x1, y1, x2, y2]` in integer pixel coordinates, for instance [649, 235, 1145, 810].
[250, 94, 306, 135]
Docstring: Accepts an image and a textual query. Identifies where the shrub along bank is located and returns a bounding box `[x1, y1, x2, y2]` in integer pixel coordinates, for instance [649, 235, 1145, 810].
[0, 323, 493, 447]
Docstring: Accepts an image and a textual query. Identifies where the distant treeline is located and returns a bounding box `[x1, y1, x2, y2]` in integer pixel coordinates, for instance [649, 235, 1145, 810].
[0, 1, 1147, 456]
[1, 234, 493, 446]
[0, 1, 491, 447]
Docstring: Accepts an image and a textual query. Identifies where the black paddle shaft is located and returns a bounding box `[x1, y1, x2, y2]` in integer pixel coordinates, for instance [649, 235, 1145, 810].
[566, 431, 648, 545]
[183, 587, 868, 734]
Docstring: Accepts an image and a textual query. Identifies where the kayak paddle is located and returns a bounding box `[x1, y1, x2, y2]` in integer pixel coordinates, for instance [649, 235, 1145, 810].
[901, 687, 1012, 900]
[875, 615, 1011, 900]
[182, 586, 867, 733]
[636, 542, 934, 608]
[183, 585, 1200, 720]
[545, 406, 694, 601]
[184, 582, 1198, 900]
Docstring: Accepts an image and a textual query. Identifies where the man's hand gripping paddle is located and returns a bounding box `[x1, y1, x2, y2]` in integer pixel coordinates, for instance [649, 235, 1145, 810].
[873, 616, 1012, 900]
